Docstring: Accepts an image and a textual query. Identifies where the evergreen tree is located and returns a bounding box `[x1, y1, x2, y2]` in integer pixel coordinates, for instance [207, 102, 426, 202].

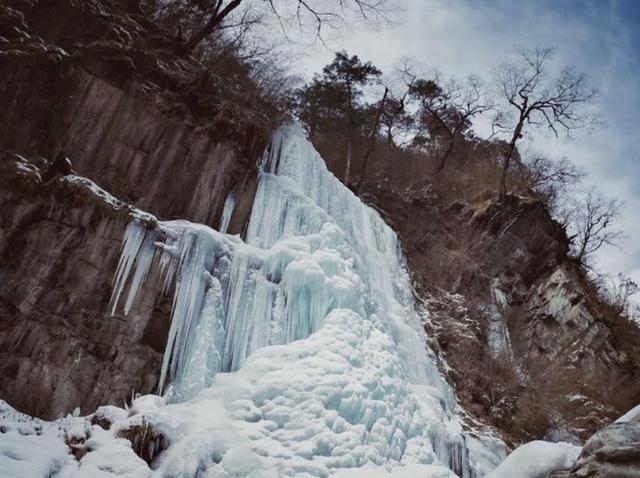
[297, 51, 381, 184]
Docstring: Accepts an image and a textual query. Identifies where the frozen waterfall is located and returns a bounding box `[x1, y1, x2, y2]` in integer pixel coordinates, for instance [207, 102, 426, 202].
[109, 125, 504, 477]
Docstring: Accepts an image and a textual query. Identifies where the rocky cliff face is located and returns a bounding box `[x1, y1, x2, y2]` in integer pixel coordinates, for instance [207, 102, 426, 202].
[363, 179, 640, 444]
[0, 0, 269, 418]
[0, 153, 166, 419]
[1, 0, 267, 229]
[3, 65, 260, 227]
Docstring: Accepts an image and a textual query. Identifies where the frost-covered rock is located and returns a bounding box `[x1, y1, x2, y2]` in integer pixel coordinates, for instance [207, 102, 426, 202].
[549, 415, 640, 478]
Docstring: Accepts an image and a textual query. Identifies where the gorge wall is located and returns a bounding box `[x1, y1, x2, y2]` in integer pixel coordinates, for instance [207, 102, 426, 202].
[0, 0, 268, 418]
[360, 171, 640, 444]
[1, 0, 639, 452]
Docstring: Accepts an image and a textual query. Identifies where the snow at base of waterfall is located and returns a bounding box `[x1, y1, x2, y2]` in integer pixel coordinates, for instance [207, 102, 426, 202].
[485, 440, 581, 478]
[0, 400, 150, 478]
[1, 397, 589, 478]
[0, 312, 504, 476]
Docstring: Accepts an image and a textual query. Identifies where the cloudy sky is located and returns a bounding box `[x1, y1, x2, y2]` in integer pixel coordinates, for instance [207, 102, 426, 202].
[295, 0, 640, 289]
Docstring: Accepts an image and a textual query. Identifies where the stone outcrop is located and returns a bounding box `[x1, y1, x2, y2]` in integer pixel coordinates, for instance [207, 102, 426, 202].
[0, 0, 268, 230]
[0, 153, 167, 418]
[550, 413, 640, 477]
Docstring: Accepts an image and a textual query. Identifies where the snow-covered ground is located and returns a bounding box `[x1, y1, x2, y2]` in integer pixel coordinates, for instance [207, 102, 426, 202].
[0, 400, 152, 478]
[2, 125, 510, 477]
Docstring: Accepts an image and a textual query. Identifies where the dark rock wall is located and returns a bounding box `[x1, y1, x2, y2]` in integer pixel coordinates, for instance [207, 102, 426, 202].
[550, 414, 640, 477]
[0, 64, 261, 231]
[0, 158, 163, 418]
[365, 182, 640, 443]
[0, 1, 267, 418]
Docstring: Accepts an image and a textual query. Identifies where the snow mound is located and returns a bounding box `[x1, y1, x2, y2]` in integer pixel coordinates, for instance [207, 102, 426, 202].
[149, 309, 466, 476]
[0, 400, 150, 478]
[1, 125, 506, 477]
[486, 440, 581, 478]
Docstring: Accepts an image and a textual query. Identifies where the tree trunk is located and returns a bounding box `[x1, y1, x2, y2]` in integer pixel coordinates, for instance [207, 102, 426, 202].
[355, 88, 388, 193]
[498, 153, 510, 202]
[437, 134, 456, 172]
[355, 141, 374, 194]
[386, 127, 394, 147]
[498, 120, 524, 202]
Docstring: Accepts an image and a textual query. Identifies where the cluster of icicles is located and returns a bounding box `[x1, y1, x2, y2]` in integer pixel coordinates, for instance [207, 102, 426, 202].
[108, 125, 499, 477]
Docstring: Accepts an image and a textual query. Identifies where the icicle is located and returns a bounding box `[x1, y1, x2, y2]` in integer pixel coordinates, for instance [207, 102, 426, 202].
[487, 285, 513, 358]
[219, 192, 235, 234]
[109, 222, 155, 315]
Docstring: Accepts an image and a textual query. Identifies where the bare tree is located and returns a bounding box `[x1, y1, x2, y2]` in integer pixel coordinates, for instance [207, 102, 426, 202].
[410, 75, 494, 171]
[377, 60, 417, 149]
[567, 188, 623, 266]
[379, 89, 413, 148]
[495, 47, 598, 200]
[151, 0, 390, 56]
[605, 273, 639, 318]
[524, 155, 583, 209]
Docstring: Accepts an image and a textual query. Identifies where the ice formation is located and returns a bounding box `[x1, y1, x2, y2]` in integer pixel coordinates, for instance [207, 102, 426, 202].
[486, 285, 512, 358]
[103, 124, 504, 476]
[219, 192, 236, 233]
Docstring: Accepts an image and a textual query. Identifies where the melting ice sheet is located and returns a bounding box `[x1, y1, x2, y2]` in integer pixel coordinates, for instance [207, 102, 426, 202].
[108, 125, 504, 477]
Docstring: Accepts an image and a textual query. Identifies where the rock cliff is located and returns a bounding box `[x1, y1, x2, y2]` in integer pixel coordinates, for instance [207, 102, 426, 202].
[362, 177, 640, 444]
[550, 410, 640, 477]
[0, 0, 270, 418]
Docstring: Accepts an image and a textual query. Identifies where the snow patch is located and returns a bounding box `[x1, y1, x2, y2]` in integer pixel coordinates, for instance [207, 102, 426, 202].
[486, 440, 581, 478]
[616, 403, 640, 423]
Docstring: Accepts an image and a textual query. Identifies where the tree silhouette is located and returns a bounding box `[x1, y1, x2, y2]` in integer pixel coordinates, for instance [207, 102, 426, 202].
[297, 51, 381, 184]
[495, 47, 597, 200]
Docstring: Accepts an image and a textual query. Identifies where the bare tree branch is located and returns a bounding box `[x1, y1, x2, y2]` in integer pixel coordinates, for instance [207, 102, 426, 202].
[524, 155, 583, 210]
[494, 47, 598, 200]
[566, 188, 624, 266]
[409, 75, 494, 171]
[158, 0, 391, 55]
[355, 86, 389, 193]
